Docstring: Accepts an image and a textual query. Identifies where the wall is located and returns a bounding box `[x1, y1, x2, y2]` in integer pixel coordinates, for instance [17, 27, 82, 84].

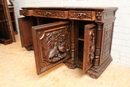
[12, 0, 130, 67]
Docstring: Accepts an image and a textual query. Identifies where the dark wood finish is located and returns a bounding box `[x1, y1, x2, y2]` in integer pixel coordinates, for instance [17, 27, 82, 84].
[18, 17, 33, 49]
[0, 0, 15, 44]
[83, 23, 96, 73]
[19, 7, 118, 79]
[9, 5, 17, 34]
[32, 21, 71, 74]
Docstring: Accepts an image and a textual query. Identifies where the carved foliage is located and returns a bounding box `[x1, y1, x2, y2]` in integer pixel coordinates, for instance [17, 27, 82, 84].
[20, 10, 29, 16]
[83, 24, 96, 73]
[89, 29, 96, 64]
[39, 26, 70, 63]
[96, 11, 103, 21]
[69, 11, 94, 20]
[33, 10, 68, 18]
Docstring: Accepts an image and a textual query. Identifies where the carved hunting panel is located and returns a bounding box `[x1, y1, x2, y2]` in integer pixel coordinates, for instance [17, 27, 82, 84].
[32, 21, 71, 74]
[39, 26, 71, 63]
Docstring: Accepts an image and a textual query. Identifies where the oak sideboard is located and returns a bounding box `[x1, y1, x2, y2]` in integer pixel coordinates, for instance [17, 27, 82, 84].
[18, 6, 118, 79]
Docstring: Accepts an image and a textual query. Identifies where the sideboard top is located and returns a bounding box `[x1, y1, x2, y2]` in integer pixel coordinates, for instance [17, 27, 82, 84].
[21, 6, 118, 11]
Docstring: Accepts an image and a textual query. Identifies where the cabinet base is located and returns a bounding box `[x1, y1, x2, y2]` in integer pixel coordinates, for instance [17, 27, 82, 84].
[65, 59, 76, 69]
[87, 55, 112, 79]
[25, 45, 33, 51]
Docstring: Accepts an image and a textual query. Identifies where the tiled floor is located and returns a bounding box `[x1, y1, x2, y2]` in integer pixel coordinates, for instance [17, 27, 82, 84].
[0, 35, 130, 87]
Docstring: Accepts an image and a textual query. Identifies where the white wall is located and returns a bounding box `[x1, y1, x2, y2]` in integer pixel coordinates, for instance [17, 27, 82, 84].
[12, 0, 130, 67]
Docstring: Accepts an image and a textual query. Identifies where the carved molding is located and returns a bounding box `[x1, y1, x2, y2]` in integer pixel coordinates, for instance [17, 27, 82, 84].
[20, 10, 33, 16]
[69, 11, 95, 20]
[33, 10, 68, 18]
[20, 10, 29, 16]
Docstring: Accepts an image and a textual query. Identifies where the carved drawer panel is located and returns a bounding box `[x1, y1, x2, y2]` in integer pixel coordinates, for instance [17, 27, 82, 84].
[20, 10, 33, 16]
[69, 11, 96, 21]
[33, 10, 69, 19]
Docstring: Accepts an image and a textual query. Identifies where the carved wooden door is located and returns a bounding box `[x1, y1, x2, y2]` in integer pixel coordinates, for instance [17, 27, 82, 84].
[18, 17, 33, 49]
[83, 23, 96, 73]
[32, 21, 71, 75]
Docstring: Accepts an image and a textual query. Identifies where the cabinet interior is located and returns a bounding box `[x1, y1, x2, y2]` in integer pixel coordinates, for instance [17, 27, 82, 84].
[31, 17, 67, 26]
[77, 21, 95, 63]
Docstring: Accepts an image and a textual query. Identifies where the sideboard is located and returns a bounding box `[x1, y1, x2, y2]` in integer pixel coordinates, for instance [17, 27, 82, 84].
[18, 6, 118, 79]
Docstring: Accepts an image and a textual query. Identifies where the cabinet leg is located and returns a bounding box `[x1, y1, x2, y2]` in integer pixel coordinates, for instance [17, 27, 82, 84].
[87, 55, 112, 79]
[25, 45, 33, 51]
[64, 59, 76, 69]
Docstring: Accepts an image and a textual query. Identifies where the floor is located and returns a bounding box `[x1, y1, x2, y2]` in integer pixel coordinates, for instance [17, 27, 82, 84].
[0, 35, 130, 87]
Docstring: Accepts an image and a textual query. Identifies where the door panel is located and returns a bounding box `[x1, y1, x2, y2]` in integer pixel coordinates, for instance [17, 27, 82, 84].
[18, 17, 33, 48]
[83, 23, 96, 73]
[32, 21, 71, 75]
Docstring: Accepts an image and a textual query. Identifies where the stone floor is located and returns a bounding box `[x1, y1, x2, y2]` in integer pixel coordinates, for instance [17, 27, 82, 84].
[0, 35, 130, 87]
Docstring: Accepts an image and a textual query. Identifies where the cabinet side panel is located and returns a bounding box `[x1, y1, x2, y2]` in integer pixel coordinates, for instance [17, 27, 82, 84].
[18, 17, 32, 47]
[100, 21, 114, 64]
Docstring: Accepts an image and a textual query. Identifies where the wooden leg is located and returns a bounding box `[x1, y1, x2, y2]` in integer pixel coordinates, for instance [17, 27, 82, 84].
[87, 55, 112, 79]
[64, 59, 76, 69]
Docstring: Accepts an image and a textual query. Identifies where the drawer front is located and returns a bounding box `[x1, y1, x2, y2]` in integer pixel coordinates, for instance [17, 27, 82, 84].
[20, 10, 33, 16]
[69, 11, 96, 21]
[33, 10, 69, 19]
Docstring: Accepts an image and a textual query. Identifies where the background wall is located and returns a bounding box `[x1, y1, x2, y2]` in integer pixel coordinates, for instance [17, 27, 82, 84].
[12, 0, 130, 67]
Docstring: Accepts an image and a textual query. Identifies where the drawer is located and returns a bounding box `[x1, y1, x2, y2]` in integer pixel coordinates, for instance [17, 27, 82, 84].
[20, 10, 33, 16]
[69, 11, 96, 21]
[33, 10, 69, 19]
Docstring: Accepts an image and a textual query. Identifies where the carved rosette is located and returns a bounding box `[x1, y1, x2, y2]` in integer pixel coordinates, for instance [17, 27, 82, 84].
[96, 11, 103, 21]
[89, 29, 96, 63]
[39, 26, 70, 63]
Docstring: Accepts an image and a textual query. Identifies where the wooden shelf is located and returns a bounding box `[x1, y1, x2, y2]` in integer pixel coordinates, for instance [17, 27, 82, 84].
[78, 38, 84, 41]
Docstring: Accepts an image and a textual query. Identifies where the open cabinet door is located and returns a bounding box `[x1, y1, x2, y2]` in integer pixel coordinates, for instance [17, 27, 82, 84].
[83, 23, 96, 73]
[32, 21, 71, 75]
